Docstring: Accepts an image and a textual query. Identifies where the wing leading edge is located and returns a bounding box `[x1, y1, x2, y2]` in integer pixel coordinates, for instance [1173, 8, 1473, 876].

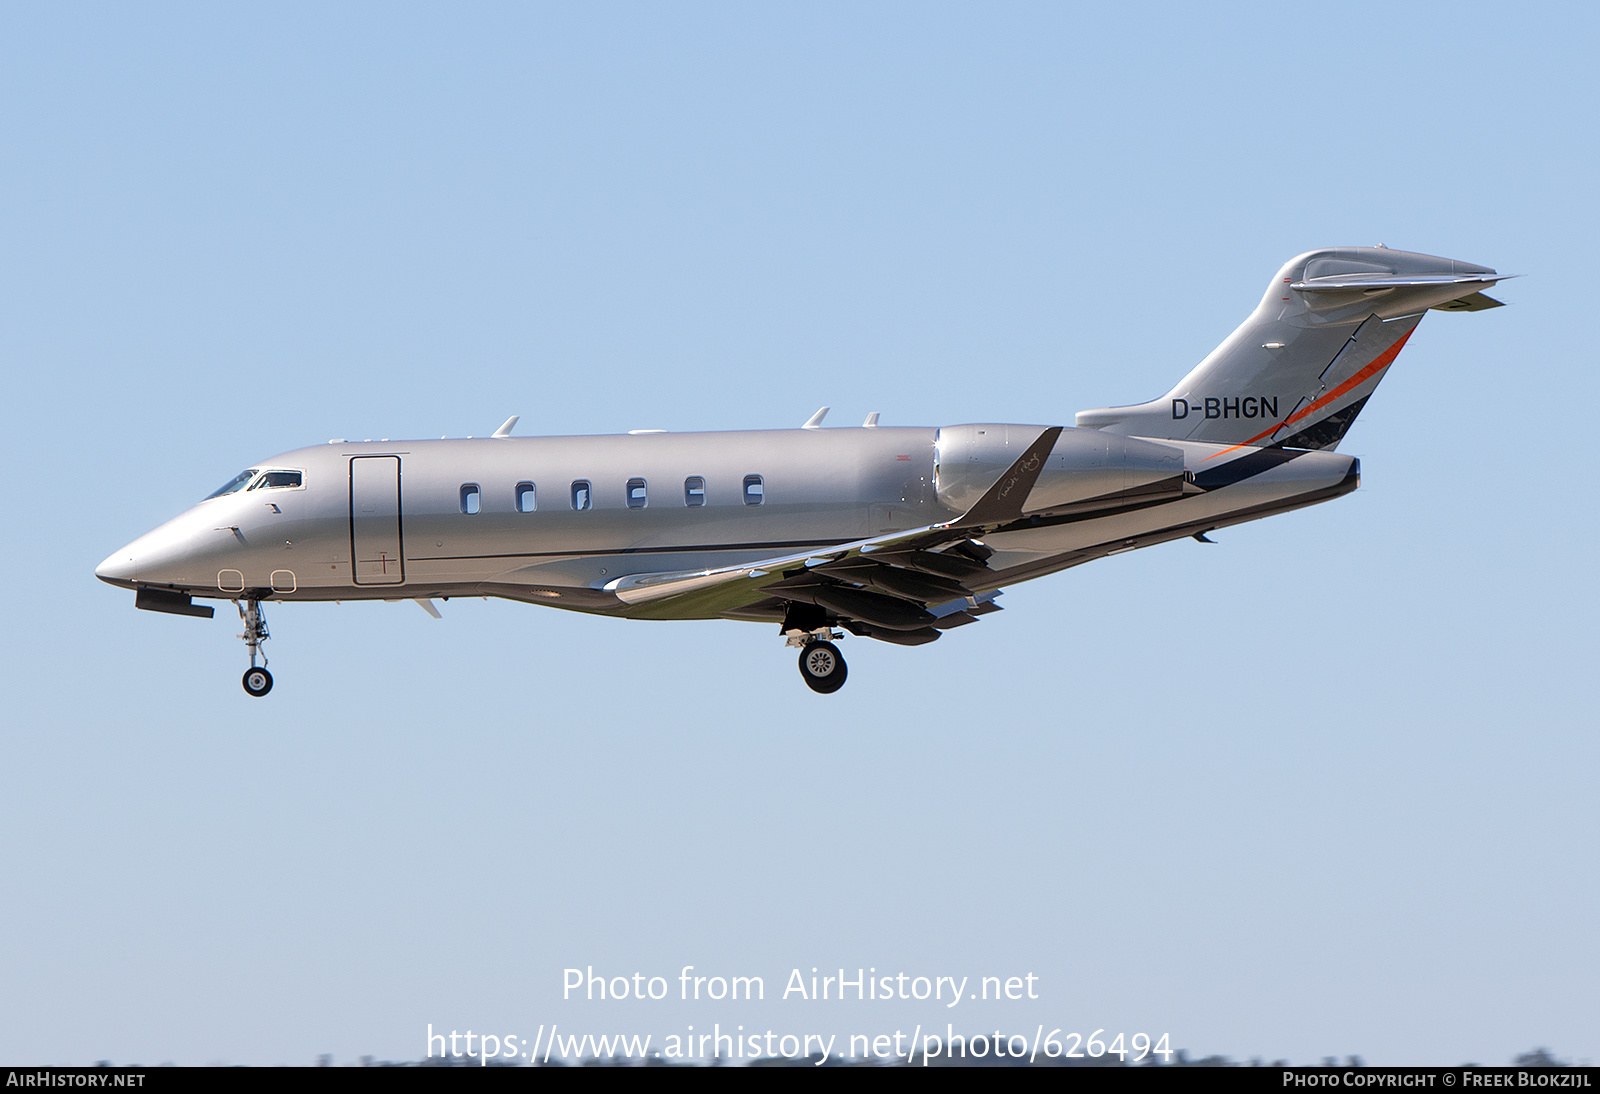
[603, 426, 1065, 645]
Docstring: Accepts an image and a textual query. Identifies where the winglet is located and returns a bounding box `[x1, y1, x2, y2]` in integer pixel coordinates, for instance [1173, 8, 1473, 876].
[862, 412, 880, 427]
[492, 415, 520, 438]
[802, 407, 830, 429]
[954, 426, 1063, 528]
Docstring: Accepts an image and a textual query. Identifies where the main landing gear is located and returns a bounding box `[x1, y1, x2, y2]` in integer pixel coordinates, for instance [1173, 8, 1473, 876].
[787, 627, 848, 694]
[236, 598, 273, 697]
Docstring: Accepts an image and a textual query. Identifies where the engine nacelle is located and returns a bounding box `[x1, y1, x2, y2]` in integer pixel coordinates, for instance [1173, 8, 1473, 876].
[935, 424, 1186, 515]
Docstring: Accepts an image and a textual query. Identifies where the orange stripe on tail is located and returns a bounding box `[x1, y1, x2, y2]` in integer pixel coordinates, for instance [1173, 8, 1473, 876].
[1201, 328, 1416, 461]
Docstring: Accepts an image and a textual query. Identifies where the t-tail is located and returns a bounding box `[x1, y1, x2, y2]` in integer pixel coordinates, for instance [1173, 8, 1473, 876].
[1076, 246, 1510, 451]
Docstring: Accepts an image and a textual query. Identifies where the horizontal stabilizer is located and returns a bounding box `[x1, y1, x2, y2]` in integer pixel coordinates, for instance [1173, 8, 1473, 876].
[1431, 291, 1504, 312]
[1290, 272, 1511, 292]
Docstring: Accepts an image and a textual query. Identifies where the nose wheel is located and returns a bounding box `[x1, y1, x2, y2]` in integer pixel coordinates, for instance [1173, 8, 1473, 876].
[236, 598, 273, 698]
[797, 640, 848, 694]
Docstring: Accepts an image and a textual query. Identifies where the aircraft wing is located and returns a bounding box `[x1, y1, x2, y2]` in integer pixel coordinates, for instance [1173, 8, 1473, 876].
[603, 426, 1064, 645]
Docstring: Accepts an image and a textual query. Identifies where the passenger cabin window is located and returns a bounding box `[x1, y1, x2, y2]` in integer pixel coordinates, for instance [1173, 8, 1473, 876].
[571, 480, 592, 511]
[626, 478, 648, 509]
[250, 470, 303, 490]
[460, 484, 481, 514]
[743, 475, 765, 506]
[684, 476, 706, 507]
[206, 469, 259, 500]
[516, 482, 537, 513]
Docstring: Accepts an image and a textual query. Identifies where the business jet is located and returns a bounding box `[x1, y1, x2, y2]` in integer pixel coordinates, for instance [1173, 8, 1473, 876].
[97, 246, 1509, 696]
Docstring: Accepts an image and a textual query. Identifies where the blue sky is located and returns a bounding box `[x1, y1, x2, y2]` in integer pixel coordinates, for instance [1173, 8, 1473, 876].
[1, 2, 1594, 1066]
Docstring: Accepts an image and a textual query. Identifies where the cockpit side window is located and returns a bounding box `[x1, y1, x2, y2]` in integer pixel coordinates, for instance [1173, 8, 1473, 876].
[206, 469, 259, 500]
[250, 470, 304, 490]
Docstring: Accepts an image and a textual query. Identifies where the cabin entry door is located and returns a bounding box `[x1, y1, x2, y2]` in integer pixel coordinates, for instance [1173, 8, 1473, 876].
[349, 456, 405, 585]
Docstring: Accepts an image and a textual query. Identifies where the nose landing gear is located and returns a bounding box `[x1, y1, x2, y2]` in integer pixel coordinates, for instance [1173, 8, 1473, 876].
[236, 598, 273, 697]
[243, 665, 273, 697]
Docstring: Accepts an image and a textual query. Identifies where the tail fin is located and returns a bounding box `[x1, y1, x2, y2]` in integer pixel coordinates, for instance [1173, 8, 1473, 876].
[1076, 247, 1509, 450]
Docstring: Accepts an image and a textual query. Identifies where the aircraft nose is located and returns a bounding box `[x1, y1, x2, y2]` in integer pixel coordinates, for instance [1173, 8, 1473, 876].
[96, 512, 229, 590]
[96, 544, 141, 585]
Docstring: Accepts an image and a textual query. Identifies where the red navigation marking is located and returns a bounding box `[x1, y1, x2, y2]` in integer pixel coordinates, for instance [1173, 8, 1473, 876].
[895, 454, 911, 461]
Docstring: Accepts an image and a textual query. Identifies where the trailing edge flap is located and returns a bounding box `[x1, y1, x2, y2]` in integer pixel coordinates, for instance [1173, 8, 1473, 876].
[603, 426, 1064, 607]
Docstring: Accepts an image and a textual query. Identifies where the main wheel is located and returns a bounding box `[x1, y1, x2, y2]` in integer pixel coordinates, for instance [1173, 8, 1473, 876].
[798, 641, 847, 694]
[242, 667, 274, 697]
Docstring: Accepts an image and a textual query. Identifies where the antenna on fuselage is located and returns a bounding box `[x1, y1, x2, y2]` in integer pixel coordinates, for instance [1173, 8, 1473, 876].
[862, 412, 879, 427]
[802, 407, 830, 429]
[492, 415, 520, 438]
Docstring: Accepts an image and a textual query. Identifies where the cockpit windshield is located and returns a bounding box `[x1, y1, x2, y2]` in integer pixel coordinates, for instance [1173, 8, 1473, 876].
[205, 469, 259, 500]
[249, 470, 303, 490]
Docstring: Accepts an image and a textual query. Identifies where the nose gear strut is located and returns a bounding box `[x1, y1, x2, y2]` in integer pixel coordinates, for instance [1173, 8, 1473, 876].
[236, 598, 273, 697]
